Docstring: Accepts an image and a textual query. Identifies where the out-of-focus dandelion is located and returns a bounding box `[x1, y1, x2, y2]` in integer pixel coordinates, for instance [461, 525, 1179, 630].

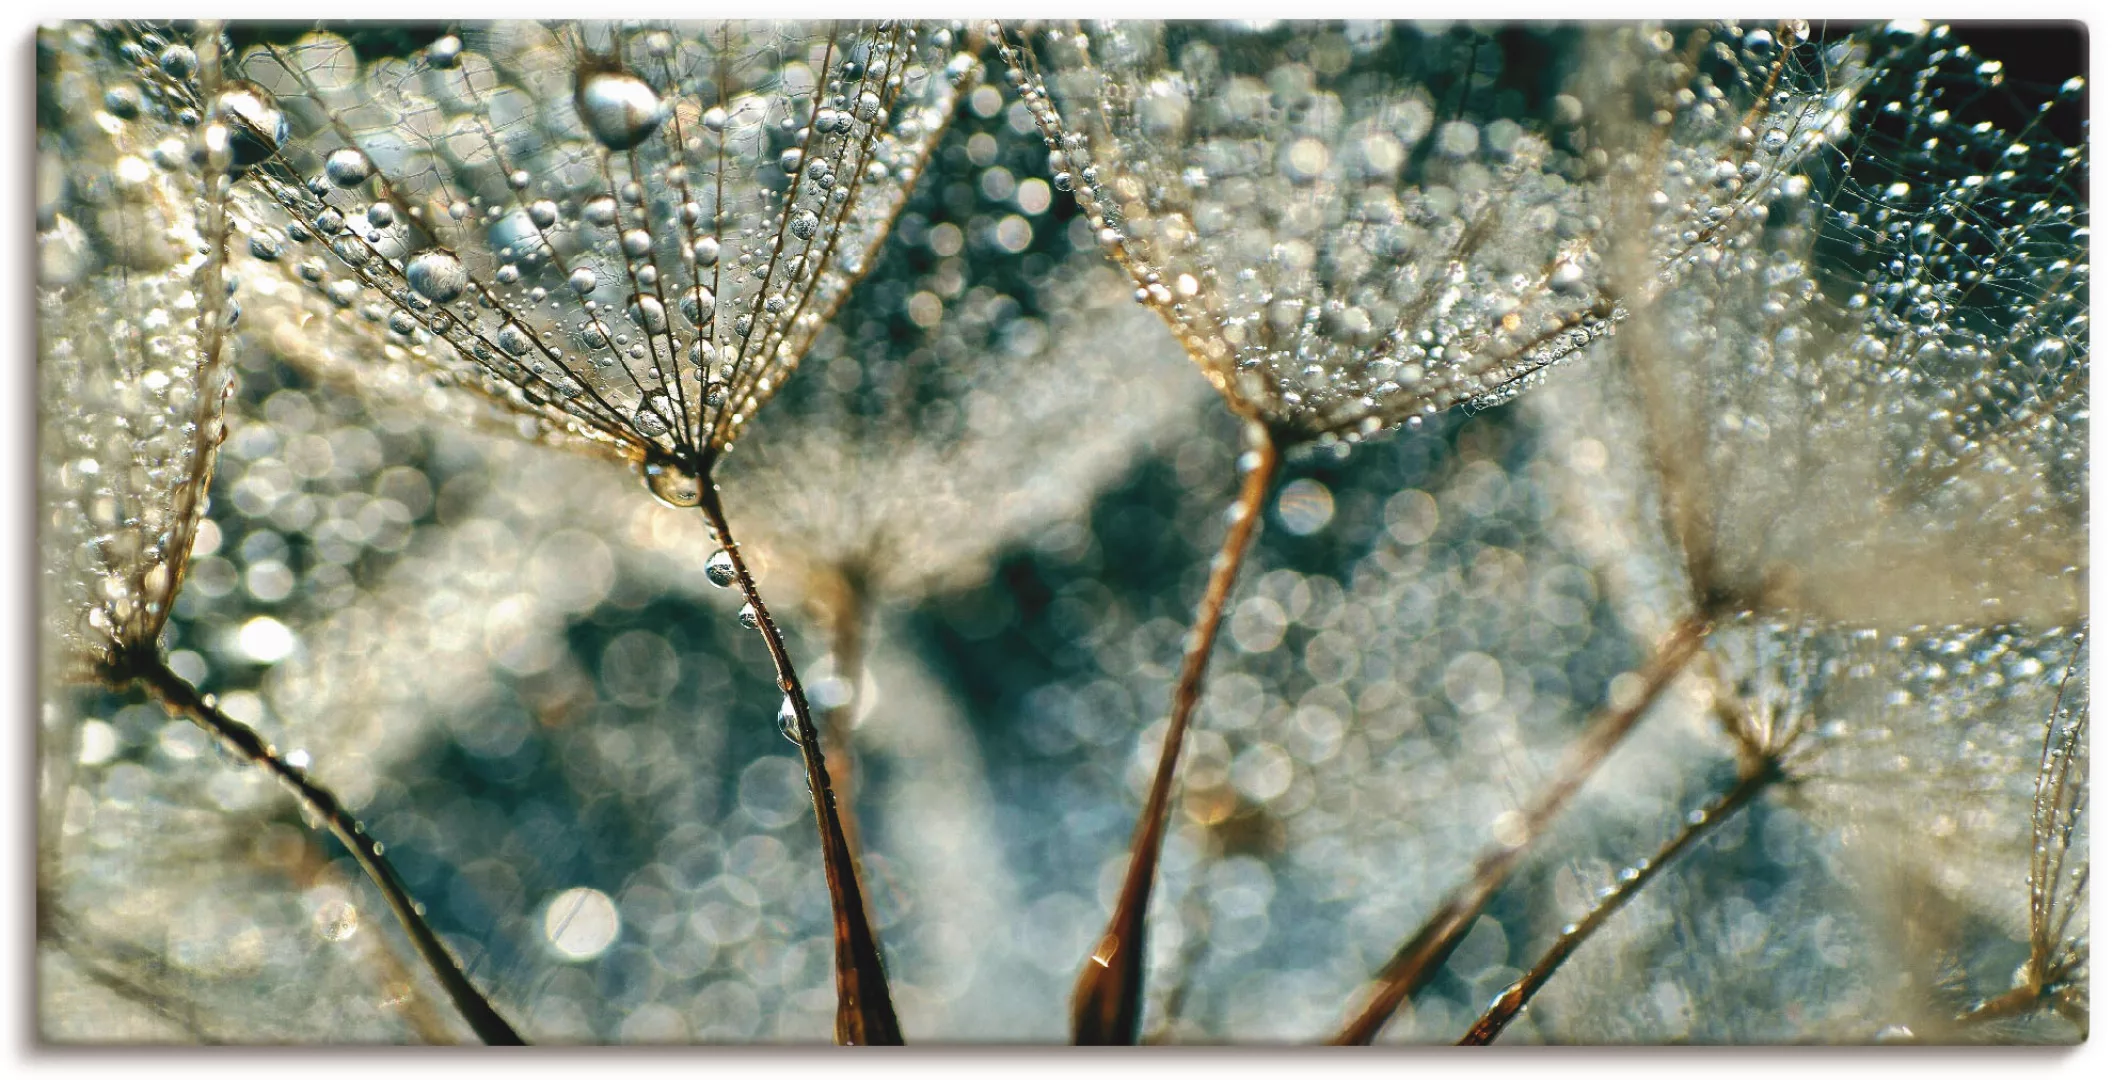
[226, 21, 978, 1042]
[995, 19, 1845, 1042]
[36, 22, 523, 1045]
[1462, 20, 2087, 1044]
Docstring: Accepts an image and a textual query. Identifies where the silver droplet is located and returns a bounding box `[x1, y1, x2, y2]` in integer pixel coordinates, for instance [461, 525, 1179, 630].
[577, 71, 665, 151]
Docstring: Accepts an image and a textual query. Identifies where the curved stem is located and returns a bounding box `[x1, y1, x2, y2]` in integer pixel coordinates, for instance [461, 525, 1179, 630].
[697, 486, 901, 1045]
[1072, 425, 1279, 1045]
[1459, 760, 1777, 1045]
[125, 652, 524, 1045]
[1331, 613, 1710, 1045]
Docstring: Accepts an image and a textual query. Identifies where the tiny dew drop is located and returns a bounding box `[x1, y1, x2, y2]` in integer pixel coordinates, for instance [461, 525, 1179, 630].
[704, 549, 736, 588]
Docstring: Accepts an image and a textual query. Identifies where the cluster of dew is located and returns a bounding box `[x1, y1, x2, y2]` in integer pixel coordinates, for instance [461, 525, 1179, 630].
[224, 21, 977, 510]
[36, 18, 2087, 1045]
[38, 24, 237, 679]
[1514, 20, 2089, 1044]
[998, 22, 1713, 446]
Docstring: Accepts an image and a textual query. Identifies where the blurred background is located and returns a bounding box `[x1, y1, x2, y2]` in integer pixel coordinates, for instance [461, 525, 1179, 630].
[35, 20, 2086, 1045]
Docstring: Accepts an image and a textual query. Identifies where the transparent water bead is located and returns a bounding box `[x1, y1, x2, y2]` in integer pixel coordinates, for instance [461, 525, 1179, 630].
[704, 550, 736, 588]
[405, 250, 469, 304]
[640, 457, 702, 508]
[213, 83, 288, 172]
[323, 147, 371, 188]
[737, 603, 760, 630]
[777, 696, 802, 745]
[577, 71, 665, 151]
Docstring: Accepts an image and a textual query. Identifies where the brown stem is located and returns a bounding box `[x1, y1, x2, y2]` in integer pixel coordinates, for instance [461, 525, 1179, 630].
[1330, 614, 1711, 1045]
[814, 566, 872, 867]
[124, 651, 525, 1045]
[1072, 425, 1279, 1045]
[696, 486, 901, 1045]
[1459, 760, 1778, 1045]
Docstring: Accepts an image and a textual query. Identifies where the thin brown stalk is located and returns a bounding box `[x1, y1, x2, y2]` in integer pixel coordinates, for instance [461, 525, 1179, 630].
[812, 566, 873, 867]
[120, 649, 525, 1045]
[696, 485, 901, 1045]
[1458, 760, 1779, 1044]
[1330, 613, 1711, 1045]
[1072, 424, 1280, 1045]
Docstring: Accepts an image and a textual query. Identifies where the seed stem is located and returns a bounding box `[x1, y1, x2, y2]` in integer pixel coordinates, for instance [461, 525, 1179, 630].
[1071, 425, 1279, 1045]
[697, 485, 901, 1045]
[123, 649, 525, 1045]
[1330, 613, 1710, 1045]
[1458, 759, 1778, 1045]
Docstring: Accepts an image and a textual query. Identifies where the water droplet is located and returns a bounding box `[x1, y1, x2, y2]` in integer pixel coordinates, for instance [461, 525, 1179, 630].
[215, 83, 288, 172]
[577, 71, 665, 151]
[103, 84, 142, 119]
[737, 603, 760, 630]
[628, 293, 668, 333]
[158, 44, 197, 79]
[692, 236, 721, 266]
[789, 210, 820, 240]
[640, 457, 701, 508]
[679, 286, 716, 325]
[569, 266, 598, 294]
[633, 394, 672, 436]
[777, 696, 803, 745]
[528, 200, 560, 229]
[427, 34, 462, 69]
[705, 550, 737, 588]
[497, 320, 535, 357]
[406, 250, 469, 304]
[621, 228, 653, 258]
[324, 148, 372, 188]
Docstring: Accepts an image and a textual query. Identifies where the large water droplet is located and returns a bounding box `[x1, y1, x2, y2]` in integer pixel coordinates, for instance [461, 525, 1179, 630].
[577, 71, 665, 151]
[737, 603, 760, 630]
[777, 696, 803, 745]
[628, 293, 668, 333]
[640, 457, 702, 508]
[215, 83, 288, 173]
[705, 550, 736, 588]
[324, 148, 372, 188]
[497, 320, 535, 357]
[406, 250, 469, 304]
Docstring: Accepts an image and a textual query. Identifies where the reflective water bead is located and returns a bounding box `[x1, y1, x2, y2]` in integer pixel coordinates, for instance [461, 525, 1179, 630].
[737, 603, 760, 630]
[577, 71, 666, 151]
[324, 148, 372, 188]
[705, 550, 737, 588]
[405, 250, 470, 304]
[427, 34, 462, 68]
[496, 320, 535, 356]
[640, 458, 702, 508]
